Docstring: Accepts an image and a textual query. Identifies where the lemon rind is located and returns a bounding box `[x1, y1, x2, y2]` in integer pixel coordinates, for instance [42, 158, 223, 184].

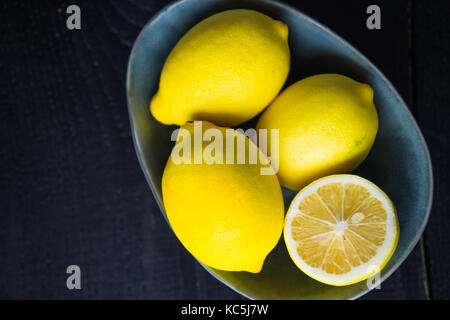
[284, 174, 399, 286]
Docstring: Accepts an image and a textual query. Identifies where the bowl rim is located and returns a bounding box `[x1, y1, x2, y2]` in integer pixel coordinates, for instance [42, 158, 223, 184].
[126, 0, 434, 300]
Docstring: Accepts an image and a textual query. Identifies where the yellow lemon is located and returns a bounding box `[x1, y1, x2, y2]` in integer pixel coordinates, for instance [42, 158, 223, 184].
[162, 121, 284, 273]
[257, 74, 378, 190]
[151, 9, 290, 127]
[284, 174, 399, 286]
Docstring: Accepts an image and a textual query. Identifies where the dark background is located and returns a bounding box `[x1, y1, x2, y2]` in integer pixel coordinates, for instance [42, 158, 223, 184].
[0, 0, 449, 299]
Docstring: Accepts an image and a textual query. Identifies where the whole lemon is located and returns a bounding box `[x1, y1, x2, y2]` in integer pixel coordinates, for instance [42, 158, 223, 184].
[151, 9, 290, 127]
[256, 74, 378, 190]
[162, 121, 284, 273]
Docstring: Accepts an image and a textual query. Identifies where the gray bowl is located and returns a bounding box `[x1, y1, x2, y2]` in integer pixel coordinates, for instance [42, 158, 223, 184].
[126, 0, 433, 299]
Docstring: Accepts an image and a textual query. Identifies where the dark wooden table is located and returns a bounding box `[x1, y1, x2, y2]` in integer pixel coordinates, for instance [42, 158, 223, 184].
[1, 0, 449, 299]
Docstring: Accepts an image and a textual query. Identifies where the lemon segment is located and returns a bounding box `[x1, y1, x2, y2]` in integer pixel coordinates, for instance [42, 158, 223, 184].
[284, 175, 399, 286]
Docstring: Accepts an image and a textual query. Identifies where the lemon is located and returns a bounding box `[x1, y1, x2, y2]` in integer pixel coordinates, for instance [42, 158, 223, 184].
[162, 121, 284, 273]
[256, 74, 378, 190]
[151, 9, 290, 127]
[284, 174, 399, 286]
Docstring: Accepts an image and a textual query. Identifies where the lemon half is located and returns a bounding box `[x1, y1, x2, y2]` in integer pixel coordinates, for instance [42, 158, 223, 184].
[284, 174, 399, 286]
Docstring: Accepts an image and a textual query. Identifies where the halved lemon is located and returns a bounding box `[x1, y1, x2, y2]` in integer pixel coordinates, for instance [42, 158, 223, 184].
[284, 174, 399, 286]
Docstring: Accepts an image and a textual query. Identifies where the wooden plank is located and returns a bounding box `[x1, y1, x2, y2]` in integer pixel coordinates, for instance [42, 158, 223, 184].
[413, 0, 450, 300]
[0, 0, 430, 299]
[0, 0, 243, 300]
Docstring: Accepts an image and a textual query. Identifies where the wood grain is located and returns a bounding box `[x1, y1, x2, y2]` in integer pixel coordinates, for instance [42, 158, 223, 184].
[414, 0, 450, 300]
[0, 0, 444, 299]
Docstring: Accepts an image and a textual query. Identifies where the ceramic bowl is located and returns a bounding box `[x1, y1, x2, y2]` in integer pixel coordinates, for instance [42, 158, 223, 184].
[126, 0, 433, 299]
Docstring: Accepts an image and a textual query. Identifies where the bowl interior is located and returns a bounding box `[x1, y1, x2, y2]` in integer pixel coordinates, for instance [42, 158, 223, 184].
[127, 0, 432, 299]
